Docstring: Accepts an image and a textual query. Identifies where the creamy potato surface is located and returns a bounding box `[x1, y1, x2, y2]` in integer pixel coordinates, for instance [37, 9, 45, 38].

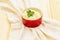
[23, 9, 41, 20]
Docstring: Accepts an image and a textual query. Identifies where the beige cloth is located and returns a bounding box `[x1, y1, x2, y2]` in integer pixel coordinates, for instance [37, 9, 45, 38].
[0, 12, 10, 40]
[0, 0, 60, 40]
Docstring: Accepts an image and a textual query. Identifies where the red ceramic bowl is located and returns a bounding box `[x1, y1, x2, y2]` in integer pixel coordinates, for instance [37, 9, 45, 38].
[22, 8, 42, 28]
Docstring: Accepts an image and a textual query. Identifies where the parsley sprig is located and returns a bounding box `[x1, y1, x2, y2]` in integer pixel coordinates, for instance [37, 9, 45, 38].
[27, 10, 34, 17]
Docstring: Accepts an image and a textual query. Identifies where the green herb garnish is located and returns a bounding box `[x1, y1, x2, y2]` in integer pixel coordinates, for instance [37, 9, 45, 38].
[27, 10, 34, 17]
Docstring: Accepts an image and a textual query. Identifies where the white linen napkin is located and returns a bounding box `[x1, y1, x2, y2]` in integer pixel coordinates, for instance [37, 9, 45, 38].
[8, 17, 60, 40]
[0, 0, 60, 40]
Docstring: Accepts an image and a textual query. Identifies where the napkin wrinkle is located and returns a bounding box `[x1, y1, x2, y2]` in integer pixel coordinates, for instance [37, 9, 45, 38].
[40, 25, 60, 40]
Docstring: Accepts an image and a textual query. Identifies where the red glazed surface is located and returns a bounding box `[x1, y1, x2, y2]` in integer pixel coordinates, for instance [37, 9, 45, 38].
[22, 17, 42, 28]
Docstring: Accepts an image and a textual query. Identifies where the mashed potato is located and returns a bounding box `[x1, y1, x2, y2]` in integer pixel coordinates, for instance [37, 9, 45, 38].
[23, 8, 42, 20]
